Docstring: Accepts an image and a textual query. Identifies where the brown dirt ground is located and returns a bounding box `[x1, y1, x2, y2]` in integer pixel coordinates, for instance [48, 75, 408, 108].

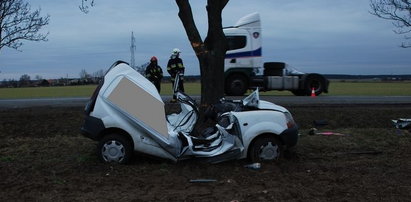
[1, 104, 411, 201]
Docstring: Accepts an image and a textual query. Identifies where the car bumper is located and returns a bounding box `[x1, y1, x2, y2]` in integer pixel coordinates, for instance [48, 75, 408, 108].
[80, 115, 105, 141]
[279, 125, 299, 147]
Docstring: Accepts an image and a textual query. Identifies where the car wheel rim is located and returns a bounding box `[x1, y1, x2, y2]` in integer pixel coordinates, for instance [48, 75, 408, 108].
[101, 140, 125, 163]
[259, 142, 279, 160]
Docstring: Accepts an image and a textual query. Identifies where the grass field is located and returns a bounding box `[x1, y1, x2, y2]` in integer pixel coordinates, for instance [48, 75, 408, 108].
[1, 81, 411, 99]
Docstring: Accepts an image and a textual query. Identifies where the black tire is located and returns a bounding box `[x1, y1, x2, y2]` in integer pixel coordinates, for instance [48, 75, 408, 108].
[304, 74, 326, 96]
[249, 136, 283, 163]
[97, 134, 133, 164]
[225, 74, 248, 96]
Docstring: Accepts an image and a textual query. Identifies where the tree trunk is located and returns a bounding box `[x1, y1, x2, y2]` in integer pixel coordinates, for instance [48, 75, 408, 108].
[175, 0, 229, 108]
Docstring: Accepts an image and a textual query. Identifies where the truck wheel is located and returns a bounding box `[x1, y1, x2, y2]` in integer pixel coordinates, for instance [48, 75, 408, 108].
[225, 74, 248, 96]
[304, 74, 325, 96]
[249, 136, 282, 162]
[97, 134, 133, 164]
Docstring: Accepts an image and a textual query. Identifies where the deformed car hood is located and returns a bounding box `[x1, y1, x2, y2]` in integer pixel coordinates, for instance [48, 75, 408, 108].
[258, 100, 288, 112]
[242, 88, 288, 113]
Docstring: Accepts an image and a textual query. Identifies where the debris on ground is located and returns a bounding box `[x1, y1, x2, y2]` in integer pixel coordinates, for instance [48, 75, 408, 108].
[189, 179, 217, 183]
[313, 120, 328, 127]
[244, 162, 261, 170]
[308, 128, 348, 136]
[392, 118, 411, 129]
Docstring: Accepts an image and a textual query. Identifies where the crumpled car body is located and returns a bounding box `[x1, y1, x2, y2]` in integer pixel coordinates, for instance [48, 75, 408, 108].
[81, 61, 299, 164]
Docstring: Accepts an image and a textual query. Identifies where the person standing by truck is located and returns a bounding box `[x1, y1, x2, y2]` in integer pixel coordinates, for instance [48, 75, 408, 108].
[145, 56, 163, 93]
[167, 48, 185, 102]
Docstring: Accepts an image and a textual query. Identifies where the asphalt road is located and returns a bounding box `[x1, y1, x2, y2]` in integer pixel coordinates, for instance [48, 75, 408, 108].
[1, 95, 411, 109]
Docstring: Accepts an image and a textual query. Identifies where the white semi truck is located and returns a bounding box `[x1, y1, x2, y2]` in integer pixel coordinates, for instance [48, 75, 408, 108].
[224, 12, 329, 96]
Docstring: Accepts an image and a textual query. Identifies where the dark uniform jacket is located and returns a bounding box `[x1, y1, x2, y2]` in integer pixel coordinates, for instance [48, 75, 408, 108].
[167, 57, 184, 80]
[145, 63, 163, 81]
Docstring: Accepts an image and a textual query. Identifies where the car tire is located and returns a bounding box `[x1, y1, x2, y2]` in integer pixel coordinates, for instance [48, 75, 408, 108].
[249, 136, 282, 162]
[97, 134, 133, 164]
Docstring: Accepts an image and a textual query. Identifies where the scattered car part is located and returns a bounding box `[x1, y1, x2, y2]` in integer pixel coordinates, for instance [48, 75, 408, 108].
[313, 120, 328, 127]
[244, 162, 261, 170]
[189, 179, 217, 183]
[392, 118, 411, 129]
[308, 128, 347, 136]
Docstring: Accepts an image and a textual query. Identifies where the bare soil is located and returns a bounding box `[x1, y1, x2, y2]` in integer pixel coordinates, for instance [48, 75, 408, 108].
[1, 104, 411, 201]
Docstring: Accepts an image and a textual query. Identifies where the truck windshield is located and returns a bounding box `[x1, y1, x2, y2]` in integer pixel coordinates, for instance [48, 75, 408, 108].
[226, 36, 246, 51]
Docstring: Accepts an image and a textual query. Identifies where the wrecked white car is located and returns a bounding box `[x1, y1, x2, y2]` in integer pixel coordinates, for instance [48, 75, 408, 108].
[81, 61, 298, 164]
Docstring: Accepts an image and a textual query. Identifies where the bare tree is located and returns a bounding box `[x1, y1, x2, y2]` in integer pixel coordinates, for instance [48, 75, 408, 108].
[19, 73, 30, 86]
[92, 69, 104, 78]
[79, 69, 89, 79]
[370, 0, 411, 48]
[80, 0, 229, 107]
[0, 0, 50, 51]
[175, 0, 229, 107]
[92, 69, 105, 83]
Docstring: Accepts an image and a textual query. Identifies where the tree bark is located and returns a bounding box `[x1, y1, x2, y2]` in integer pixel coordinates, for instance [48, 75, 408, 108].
[175, 0, 229, 108]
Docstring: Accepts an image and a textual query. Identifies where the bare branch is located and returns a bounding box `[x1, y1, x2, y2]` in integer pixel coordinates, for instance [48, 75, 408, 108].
[0, 0, 49, 51]
[79, 0, 95, 14]
[175, 0, 206, 56]
[370, 0, 411, 48]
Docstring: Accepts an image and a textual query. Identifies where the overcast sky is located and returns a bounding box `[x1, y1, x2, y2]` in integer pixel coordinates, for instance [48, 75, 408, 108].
[0, 0, 410, 80]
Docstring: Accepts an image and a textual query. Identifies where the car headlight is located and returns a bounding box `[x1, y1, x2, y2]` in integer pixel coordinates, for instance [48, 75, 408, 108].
[284, 112, 296, 129]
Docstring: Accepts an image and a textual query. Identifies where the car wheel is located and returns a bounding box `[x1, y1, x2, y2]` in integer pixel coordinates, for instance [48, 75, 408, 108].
[97, 134, 133, 164]
[249, 136, 282, 162]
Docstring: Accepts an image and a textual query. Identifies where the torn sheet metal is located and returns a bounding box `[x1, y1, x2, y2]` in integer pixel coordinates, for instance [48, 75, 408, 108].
[392, 118, 411, 129]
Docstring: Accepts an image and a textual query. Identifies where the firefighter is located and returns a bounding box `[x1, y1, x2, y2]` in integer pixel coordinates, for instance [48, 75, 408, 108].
[145, 56, 163, 93]
[167, 48, 185, 102]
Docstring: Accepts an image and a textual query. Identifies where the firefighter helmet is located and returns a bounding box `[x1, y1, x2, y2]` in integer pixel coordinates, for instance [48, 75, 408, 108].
[172, 48, 181, 54]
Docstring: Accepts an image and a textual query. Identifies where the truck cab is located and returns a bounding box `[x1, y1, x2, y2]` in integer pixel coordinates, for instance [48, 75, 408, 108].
[223, 12, 329, 96]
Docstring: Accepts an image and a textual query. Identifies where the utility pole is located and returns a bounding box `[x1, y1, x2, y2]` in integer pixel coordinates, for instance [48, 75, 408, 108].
[130, 31, 136, 69]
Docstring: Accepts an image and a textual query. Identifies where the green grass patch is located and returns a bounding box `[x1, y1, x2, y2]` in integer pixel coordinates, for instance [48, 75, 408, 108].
[1, 81, 410, 99]
[160, 82, 201, 95]
[0, 85, 97, 99]
[328, 81, 411, 96]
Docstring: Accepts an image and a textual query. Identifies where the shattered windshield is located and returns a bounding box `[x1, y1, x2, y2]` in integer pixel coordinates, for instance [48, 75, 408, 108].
[242, 89, 260, 107]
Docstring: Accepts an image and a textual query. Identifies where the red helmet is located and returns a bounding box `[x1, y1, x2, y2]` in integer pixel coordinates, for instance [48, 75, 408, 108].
[150, 56, 157, 62]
